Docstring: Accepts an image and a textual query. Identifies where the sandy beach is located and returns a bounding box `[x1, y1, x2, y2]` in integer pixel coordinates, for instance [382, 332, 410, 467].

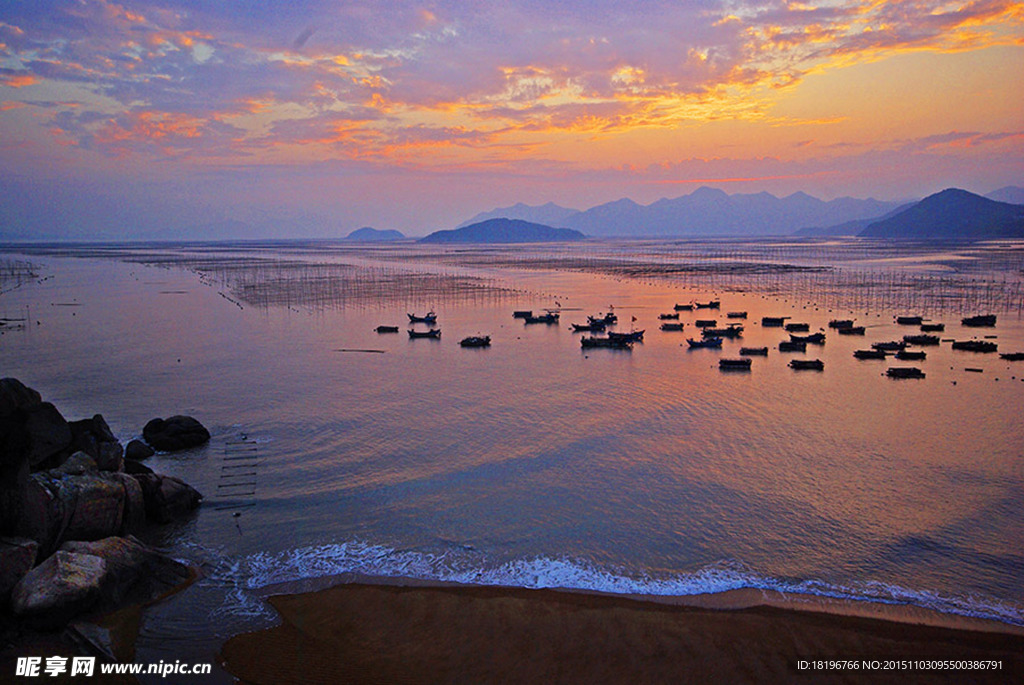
[220, 581, 1024, 684]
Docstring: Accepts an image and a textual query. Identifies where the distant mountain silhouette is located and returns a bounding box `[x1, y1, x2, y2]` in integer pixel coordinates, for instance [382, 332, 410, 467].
[986, 186, 1024, 205]
[552, 187, 901, 237]
[796, 202, 915, 236]
[344, 226, 405, 241]
[457, 202, 579, 228]
[420, 218, 585, 243]
[859, 189, 1024, 239]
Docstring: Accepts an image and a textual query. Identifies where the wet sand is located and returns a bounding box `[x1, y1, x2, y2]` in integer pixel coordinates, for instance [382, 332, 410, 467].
[220, 581, 1024, 684]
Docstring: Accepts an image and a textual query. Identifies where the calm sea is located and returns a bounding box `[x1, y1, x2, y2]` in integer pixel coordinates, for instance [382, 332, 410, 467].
[2, 240, 1022, 674]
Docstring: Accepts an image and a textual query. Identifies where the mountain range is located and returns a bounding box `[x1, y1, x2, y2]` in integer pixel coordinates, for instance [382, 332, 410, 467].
[344, 226, 405, 241]
[420, 218, 585, 244]
[859, 189, 1024, 239]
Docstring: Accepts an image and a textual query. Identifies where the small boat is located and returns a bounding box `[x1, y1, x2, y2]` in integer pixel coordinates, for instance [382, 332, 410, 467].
[854, 349, 887, 360]
[408, 311, 438, 324]
[726, 311, 747, 319]
[512, 310, 532, 319]
[896, 316, 923, 325]
[588, 312, 617, 325]
[828, 319, 854, 329]
[408, 328, 441, 339]
[459, 335, 491, 347]
[658, 313, 680, 320]
[1000, 352, 1024, 361]
[694, 319, 717, 328]
[779, 341, 806, 353]
[581, 336, 632, 349]
[920, 323, 945, 332]
[962, 314, 996, 327]
[687, 337, 722, 349]
[719, 358, 752, 370]
[952, 340, 998, 353]
[872, 341, 906, 351]
[674, 303, 694, 311]
[660, 323, 685, 331]
[375, 325, 399, 334]
[790, 332, 825, 344]
[784, 322, 810, 332]
[789, 359, 824, 371]
[525, 312, 560, 324]
[761, 316, 789, 327]
[739, 347, 768, 356]
[836, 326, 866, 335]
[695, 300, 720, 309]
[887, 367, 925, 379]
[895, 350, 926, 361]
[902, 334, 939, 346]
[702, 326, 742, 338]
[571, 321, 605, 332]
[608, 330, 644, 342]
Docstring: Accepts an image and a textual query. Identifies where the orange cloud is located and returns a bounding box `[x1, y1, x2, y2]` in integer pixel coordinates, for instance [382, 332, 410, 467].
[1, 73, 36, 88]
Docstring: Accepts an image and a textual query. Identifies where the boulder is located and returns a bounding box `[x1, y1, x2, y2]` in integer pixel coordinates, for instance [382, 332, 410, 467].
[125, 439, 154, 461]
[14, 475, 73, 557]
[142, 415, 210, 452]
[64, 475, 125, 541]
[110, 472, 145, 534]
[50, 451, 98, 477]
[132, 473, 202, 523]
[61, 537, 192, 606]
[22, 402, 72, 469]
[11, 550, 107, 626]
[69, 414, 123, 472]
[123, 459, 154, 476]
[0, 378, 41, 417]
[0, 536, 38, 602]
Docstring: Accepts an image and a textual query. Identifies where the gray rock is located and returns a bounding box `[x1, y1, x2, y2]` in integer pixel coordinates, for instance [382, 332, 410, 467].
[110, 472, 145, 534]
[64, 475, 125, 541]
[125, 439, 154, 461]
[49, 451, 98, 477]
[0, 378, 41, 417]
[11, 550, 107, 626]
[61, 536, 192, 607]
[123, 459, 153, 476]
[0, 536, 38, 602]
[69, 415, 123, 472]
[142, 415, 210, 452]
[23, 402, 72, 468]
[132, 473, 202, 523]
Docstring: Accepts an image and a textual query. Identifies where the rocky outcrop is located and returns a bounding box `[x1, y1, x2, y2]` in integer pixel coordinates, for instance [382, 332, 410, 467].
[125, 439, 154, 461]
[142, 415, 210, 451]
[69, 415, 124, 472]
[132, 473, 203, 524]
[11, 536, 192, 627]
[0, 536, 38, 602]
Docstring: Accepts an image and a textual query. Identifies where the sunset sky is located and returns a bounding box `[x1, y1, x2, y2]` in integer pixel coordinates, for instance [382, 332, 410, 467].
[1, 1, 1022, 238]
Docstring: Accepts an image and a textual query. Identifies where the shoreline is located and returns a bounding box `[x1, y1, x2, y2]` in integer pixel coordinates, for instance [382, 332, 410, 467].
[220, 575, 1024, 684]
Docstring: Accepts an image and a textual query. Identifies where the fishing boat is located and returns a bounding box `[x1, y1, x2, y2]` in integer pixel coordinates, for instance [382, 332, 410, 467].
[581, 336, 632, 349]
[761, 316, 789, 327]
[789, 332, 825, 344]
[784, 322, 810, 332]
[571, 321, 605, 332]
[512, 310, 532, 319]
[702, 326, 742, 338]
[920, 323, 945, 332]
[887, 367, 925, 379]
[687, 337, 722, 349]
[739, 347, 768, 356]
[408, 328, 441, 339]
[837, 326, 866, 335]
[673, 303, 694, 311]
[952, 340, 998, 353]
[828, 319, 854, 329]
[608, 330, 644, 342]
[854, 349, 887, 360]
[459, 336, 491, 347]
[694, 319, 717, 328]
[999, 352, 1024, 361]
[658, 313, 680, 320]
[524, 312, 560, 324]
[408, 311, 438, 324]
[896, 316, 923, 325]
[726, 311, 747, 319]
[588, 312, 617, 325]
[660, 322, 685, 331]
[789, 359, 824, 371]
[778, 341, 806, 353]
[961, 314, 996, 327]
[895, 350, 926, 361]
[695, 300, 720, 309]
[902, 334, 939, 346]
[375, 325, 399, 333]
[872, 341, 906, 351]
[719, 358, 752, 370]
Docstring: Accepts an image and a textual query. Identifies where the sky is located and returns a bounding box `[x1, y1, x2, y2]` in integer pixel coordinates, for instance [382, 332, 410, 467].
[0, 0, 1022, 239]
